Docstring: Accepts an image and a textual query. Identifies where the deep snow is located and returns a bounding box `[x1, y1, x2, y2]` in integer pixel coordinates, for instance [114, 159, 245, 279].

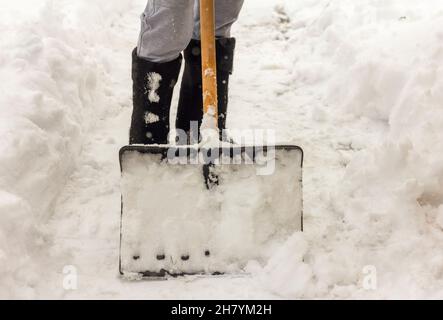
[1, 0, 443, 299]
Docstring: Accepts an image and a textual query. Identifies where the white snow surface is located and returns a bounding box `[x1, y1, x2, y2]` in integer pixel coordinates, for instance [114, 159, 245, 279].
[1, 0, 443, 299]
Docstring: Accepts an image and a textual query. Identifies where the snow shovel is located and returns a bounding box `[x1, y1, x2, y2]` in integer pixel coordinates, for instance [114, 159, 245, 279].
[119, 0, 304, 279]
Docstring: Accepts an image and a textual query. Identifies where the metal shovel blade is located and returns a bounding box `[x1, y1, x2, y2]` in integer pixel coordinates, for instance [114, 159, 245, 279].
[119, 144, 303, 278]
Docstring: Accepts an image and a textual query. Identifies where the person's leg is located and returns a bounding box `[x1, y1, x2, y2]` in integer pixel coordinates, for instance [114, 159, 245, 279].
[176, 0, 244, 141]
[130, 0, 194, 145]
[192, 0, 245, 40]
[138, 0, 195, 63]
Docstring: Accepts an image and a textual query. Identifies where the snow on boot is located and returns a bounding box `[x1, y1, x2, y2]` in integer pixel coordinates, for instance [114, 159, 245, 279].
[176, 38, 236, 142]
[129, 49, 182, 145]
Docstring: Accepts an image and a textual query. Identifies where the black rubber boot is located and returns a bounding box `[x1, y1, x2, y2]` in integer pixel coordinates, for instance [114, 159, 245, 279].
[129, 49, 182, 145]
[176, 38, 236, 142]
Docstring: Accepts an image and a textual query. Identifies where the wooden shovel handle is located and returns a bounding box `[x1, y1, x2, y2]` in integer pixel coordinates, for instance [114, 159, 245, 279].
[200, 0, 218, 125]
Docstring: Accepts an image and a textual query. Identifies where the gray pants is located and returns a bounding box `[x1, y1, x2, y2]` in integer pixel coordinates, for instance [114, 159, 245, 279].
[137, 0, 244, 63]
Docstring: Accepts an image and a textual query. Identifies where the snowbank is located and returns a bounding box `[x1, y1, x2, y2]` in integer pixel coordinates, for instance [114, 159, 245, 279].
[262, 0, 443, 299]
[0, 0, 134, 298]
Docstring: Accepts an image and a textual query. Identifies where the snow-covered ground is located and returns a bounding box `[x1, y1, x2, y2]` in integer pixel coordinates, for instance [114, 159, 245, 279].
[1, 0, 443, 299]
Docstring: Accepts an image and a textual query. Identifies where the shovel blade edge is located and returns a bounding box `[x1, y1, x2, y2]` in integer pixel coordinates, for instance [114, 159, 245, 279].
[119, 144, 303, 278]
